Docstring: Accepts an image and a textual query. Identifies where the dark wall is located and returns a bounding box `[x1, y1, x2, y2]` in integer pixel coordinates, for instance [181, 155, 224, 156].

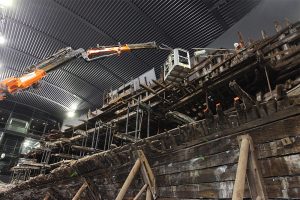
[208, 0, 300, 48]
[0, 101, 62, 178]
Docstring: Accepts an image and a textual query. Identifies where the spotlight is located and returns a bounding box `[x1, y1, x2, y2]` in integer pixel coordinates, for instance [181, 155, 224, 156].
[0, 0, 13, 7]
[0, 35, 6, 44]
[67, 111, 75, 118]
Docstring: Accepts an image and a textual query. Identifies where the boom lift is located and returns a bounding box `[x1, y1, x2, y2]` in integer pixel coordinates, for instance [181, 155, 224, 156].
[82, 41, 158, 61]
[0, 42, 159, 100]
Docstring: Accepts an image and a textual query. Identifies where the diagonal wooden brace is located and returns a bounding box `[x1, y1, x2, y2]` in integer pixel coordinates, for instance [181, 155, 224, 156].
[72, 182, 88, 200]
[137, 150, 157, 199]
[232, 134, 268, 200]
[115, 150, 157, 200]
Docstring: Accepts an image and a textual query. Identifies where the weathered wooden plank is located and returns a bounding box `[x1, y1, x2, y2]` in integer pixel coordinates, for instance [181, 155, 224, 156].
[87, 134, 300, 188]
[2, 110, 300, 199]
[96, 153, 300, 188]
[147, 115, 300, 168]
[91, 176, 300, 199]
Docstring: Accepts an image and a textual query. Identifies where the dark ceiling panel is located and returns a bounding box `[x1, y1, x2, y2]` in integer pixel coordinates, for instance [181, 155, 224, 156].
[0, 0, 260, 119]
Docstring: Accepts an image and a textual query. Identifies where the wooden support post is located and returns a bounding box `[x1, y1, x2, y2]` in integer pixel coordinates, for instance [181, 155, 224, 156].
[146, 187, 152, 200]
[232, 136, 249, 200]
[133, 184, 148, 200]
[232, 135, 268, 200]
[137, 150, 157, 199]
[72, 182, 88, 200]
[85, 177, 102, 200]
[115, 158, 141, 200]
[43, 190, 58, 200]
[116, 150, 156, 200]
[43, 192, 51, 200]
[245, 135, 268, 200]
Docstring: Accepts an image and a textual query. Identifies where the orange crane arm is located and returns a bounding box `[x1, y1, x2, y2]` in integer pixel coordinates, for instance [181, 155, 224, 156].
[0, 41, 162, 100]
[0, 69, 46, 95]
[82, 41, 158, 61]
[0, 47, 84, 100]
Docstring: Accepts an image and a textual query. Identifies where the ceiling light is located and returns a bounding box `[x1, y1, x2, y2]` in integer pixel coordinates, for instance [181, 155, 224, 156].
[67, 111, 75, 118]
[0, 35, 6, 44]
[70, 103, 78, 110]
[0, 0, 13, 7]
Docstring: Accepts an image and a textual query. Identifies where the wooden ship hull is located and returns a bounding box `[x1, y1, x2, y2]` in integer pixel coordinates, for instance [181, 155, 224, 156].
[1, 21, 300, 199]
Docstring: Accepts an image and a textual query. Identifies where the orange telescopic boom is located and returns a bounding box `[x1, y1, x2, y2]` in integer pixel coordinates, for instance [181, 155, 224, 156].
[0, 41, 162, 100]
[0, 47, 84, 100]
[0, 69, 46, 99]
[82, 41, 158, 61]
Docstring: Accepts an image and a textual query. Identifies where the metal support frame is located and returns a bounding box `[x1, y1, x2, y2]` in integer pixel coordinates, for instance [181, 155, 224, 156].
[40, 148, 51, 174]
[116, 150, 157, 200]
[232, 134, 268, 200]
[125, 98, 151, 141]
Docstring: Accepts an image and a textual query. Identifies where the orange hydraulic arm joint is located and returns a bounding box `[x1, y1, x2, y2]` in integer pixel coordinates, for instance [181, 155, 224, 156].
[0, 47, 84, 100]
[82, 41, 158, 61]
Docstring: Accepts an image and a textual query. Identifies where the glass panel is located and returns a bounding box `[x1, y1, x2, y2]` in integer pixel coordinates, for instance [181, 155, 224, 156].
[6, 118, 29, 134]
[20, 138, 40, 154]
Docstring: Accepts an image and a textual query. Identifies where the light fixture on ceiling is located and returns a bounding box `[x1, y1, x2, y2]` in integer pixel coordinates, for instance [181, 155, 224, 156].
[0, 35, 6, 44]
[0, 0, 13, 7]
[67, 111, 75, 118]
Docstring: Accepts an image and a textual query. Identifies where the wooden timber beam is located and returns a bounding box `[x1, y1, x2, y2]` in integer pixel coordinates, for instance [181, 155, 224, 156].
[50, 160, 74, 169]
[85, 177, 102, 200]
[152, 79, 167, 89]
[71, 145, 102, 153]
[232, 134, 268, 200]
[140, 83, 157, 94]
[43, 192, 51, 200]
[140, 84, 171, 104]
[114, 133, 136, 142]
[52, 153, 80, 160]
[72, 182, 88, 200]
[43, 189, 59, 200]
[137, 150, 157, 199]
[115, 158, 141, 200]
[116, 150, 157, 200]
[133, 184, 148, 200]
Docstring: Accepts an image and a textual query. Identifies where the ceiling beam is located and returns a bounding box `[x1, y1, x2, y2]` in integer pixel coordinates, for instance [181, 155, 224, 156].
[121, 0, 178, 47]
[51, 0, 154, 75]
